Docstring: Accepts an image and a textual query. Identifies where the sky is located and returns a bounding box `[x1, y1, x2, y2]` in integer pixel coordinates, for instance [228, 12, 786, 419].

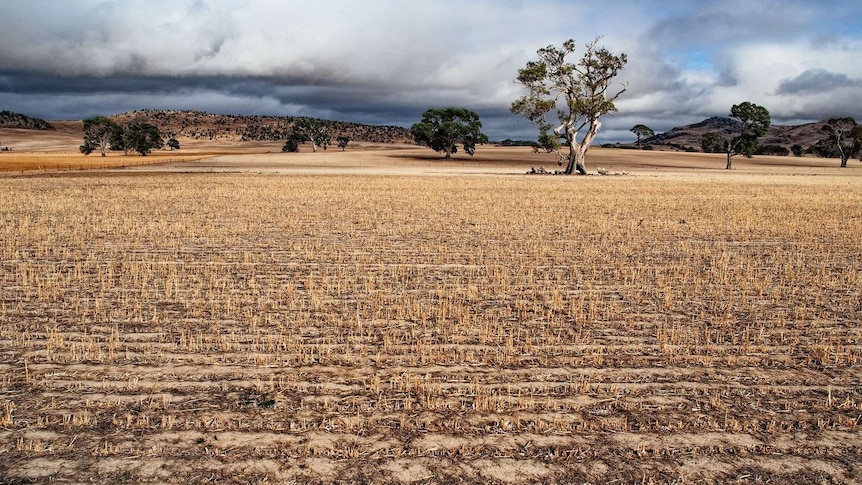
[1, 0, 861, 143]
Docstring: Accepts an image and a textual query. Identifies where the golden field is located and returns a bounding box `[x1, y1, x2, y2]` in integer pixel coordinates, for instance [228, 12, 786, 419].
[0, 146, 861, 484]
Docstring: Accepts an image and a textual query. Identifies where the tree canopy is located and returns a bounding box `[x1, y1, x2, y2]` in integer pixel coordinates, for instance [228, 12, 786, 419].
[820, 117, 862, 168]
[723, 102, 771, 169]
[630, 124, 654, 149]
[410, 108, 487, 160]
[290, 118, 330, 152]
[81, 116, 120, 157]
[336, 136, 350, 151]
[123, 123, 164, 156]
[512, 37, 627, 174]
[81, 119, 165, 156]
[701, 132, 725, 154]
[281, 137, 300, 153]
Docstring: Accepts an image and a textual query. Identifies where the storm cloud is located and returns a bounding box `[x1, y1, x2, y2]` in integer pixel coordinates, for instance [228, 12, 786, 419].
[1, 0, 861, 141]
[777, 69, 862, 95]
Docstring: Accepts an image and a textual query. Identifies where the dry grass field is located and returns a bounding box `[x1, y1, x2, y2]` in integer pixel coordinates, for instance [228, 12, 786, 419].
[1, 146, 861, 484]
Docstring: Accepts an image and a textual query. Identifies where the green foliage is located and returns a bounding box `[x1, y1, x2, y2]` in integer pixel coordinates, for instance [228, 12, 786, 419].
[537, 123, 561, 154]
[410, 107, 488, 160]
[82, 116, 120, 157]
[167, 137, 180, 150]
[737, 134, 760, 158]
[498, 139, 539, 148]
[807, 139, 840, 158]
[820, 117, 862, 167]
[291, 118, 331, 152]
[123, 123, 164, 156]
[724, 101, 771, 169]
[756, 144, 790, 156]
[701, 133, 725, 153]
[630, 124, 654, 149]
[511, 37, 627, 174]
[791, 144, 804, 157]
[282, 136, 301, 152]
[336, 136, 350, 151]
[110, 125, 126, 152]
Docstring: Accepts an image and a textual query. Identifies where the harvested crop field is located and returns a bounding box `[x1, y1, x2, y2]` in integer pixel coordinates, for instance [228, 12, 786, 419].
[1, 166, 861, 483]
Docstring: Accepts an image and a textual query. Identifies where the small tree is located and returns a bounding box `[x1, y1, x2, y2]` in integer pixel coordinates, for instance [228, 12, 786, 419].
[336, 136, 350, 151]
[282, 136, 301, 152]
[536, 122, 561, 155]
[123, 123, 164, 156]
[701, 133, 725, 153]
[820, 117, 862, 168]
[723, 102, 770, 169]
[410, 107, 488, 160]
[291, 118, 330, 152]
[167, 137, 180, 151]
[630, 124, 654, 149]
[82, 116, 120, 157]
[791, 144, 804, 157]
[512, 37, 627, 174]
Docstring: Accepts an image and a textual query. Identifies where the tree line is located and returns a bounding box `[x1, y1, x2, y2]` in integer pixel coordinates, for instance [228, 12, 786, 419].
[81, 116, 179, 156]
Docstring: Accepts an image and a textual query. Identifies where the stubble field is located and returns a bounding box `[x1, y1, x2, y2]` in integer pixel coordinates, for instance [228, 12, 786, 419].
[1, 154, 861, 483]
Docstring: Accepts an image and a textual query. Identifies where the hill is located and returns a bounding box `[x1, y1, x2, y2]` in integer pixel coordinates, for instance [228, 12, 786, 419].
[642, 117, 832, 153]
[108, 110, 413, 144]
[0, 110, 52, 130]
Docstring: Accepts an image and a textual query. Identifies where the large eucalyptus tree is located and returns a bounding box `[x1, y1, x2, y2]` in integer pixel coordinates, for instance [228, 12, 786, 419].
[512, 38, 627, 175]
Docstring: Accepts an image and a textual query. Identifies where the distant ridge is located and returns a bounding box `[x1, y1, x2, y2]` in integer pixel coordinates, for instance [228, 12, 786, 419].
[0, 110, 52, 130]
[641, 117, 834, 152]
[108, 110, 413, 144]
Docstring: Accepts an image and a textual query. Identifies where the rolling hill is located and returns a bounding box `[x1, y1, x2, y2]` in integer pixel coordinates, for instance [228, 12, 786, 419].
[0, 110, 52, 130]
[642, 116, 835, 152]
[1, 108, 851, 155]
[108, 110, 413, 144]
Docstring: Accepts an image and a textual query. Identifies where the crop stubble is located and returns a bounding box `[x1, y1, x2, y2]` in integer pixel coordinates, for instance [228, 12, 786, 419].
[0, 173, 860, 483]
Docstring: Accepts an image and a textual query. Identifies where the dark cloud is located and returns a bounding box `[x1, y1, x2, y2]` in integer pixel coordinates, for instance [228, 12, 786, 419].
[1, 0, 861, 142]
[776, 69, 862, 95]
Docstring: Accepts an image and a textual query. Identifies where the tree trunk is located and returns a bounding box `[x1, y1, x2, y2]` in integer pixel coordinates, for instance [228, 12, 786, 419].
[841, 156, 848, 168]
[564, 153, 575, 174]
[726, 152, 733, 170]
[562, 118, 599, 175]
[564, 150, 587, 175]
[574, 153, 587, 174]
